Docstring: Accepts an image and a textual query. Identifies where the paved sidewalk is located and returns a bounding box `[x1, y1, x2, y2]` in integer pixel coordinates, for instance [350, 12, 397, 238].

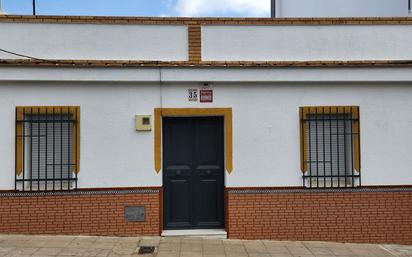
[0, 234, 411, 257]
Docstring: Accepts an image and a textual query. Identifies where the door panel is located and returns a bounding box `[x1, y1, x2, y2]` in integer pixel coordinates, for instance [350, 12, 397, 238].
[163, 117, 224, 229]
[165, 165, 192, 227]
[168, 177, 191, 227]
[196, 178, 219, 223]
[194, 119, 223, 167]
[165, 119, 192, 167]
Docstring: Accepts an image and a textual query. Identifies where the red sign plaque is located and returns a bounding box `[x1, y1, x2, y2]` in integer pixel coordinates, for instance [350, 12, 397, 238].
[200, 89, 213, 103]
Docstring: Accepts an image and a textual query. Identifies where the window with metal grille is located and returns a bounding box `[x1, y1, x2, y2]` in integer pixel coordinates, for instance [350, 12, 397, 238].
[15, 107, 80, 191]
[299, 106, 360, 188]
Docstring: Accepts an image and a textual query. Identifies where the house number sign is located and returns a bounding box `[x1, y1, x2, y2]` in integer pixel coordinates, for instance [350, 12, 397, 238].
[188, 85, 214, 103]
[188, 89, 198, 101]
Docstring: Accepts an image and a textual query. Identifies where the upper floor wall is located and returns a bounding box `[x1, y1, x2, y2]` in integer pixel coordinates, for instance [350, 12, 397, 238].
[202, 25, 412, 61]
[1, 16, 412, 63]
[275, 0, 410, 18]
[0, 22, 188, 61]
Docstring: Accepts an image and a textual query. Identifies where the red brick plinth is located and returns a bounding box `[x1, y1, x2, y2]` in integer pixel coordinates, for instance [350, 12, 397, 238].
[0, 188, 161, 236]
[226, 188, 412, 244]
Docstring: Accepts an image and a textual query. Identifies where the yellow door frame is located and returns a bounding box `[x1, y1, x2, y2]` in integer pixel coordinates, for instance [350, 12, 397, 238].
[154, 108, 233, 174]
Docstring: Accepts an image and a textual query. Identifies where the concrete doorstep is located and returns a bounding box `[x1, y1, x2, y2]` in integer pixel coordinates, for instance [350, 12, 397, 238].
[0, 234, 411, 257]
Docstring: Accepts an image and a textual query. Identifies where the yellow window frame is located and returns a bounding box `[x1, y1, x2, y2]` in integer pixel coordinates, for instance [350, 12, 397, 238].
[16, 106, 80, 176]
[299, 106, 360, 173]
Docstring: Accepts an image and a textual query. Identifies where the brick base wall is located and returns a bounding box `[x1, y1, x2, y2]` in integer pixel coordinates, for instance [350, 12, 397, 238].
[1, 187, 411, 244]
[226, 188, 412, 244]
[0, 188, 161, 236]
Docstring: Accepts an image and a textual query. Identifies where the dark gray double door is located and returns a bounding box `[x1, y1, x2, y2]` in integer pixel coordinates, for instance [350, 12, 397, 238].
[163, 117, 224, 229]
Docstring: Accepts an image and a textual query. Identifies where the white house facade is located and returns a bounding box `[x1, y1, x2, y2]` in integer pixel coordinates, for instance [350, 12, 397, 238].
[0, 15, 411, 244]
[273, 0, 410, 17]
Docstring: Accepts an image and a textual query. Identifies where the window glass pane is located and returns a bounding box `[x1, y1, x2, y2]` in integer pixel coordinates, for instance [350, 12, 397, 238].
[306, 113, 352, 176]
[22, 113, 74, 191]
[304, 112, 358, 188]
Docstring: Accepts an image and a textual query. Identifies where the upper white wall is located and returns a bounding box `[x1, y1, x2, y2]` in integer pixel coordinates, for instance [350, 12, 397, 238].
[2, 21, 412, 63]
[1, 21, 412, 63]
[276, 0, 409, 17]
[0, 23, 188, 61]
[202, 25, 412, 61]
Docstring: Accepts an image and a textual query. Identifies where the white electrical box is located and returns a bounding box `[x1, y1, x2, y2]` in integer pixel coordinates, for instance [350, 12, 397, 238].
[135, 115, 152, 131]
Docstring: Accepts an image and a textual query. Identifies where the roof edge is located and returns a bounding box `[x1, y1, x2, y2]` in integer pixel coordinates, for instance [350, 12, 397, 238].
[1, 59, 412, 68]
[1, 15, 412, 25]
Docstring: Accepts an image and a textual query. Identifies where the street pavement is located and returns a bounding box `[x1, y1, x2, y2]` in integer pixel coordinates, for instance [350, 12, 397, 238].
[0, 234, 411, 257]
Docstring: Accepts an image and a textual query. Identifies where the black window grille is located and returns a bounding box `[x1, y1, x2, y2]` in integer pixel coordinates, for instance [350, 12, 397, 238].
[300, 106, 361, 188]
[15, 107, 79, 191]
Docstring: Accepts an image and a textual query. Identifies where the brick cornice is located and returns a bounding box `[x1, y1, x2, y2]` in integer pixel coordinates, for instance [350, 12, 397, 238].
[1, 59, 412, 68]
[1, 15, 412, 25]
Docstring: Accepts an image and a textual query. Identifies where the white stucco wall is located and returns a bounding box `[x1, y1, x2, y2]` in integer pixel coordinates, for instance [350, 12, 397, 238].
[3, 66, 412, 82]
[1, 22, 412, 63]
[0, 82, 161, 189]
[276, 0, 409, 17]
[202, 25, 412, 61]
[0, 78, 412, 189]
[162, 82, 412, 187]
[0, 23, 188, 61]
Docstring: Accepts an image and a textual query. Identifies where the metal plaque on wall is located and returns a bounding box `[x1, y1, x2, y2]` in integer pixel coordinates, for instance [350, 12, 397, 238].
[124, 206, 145, 222]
